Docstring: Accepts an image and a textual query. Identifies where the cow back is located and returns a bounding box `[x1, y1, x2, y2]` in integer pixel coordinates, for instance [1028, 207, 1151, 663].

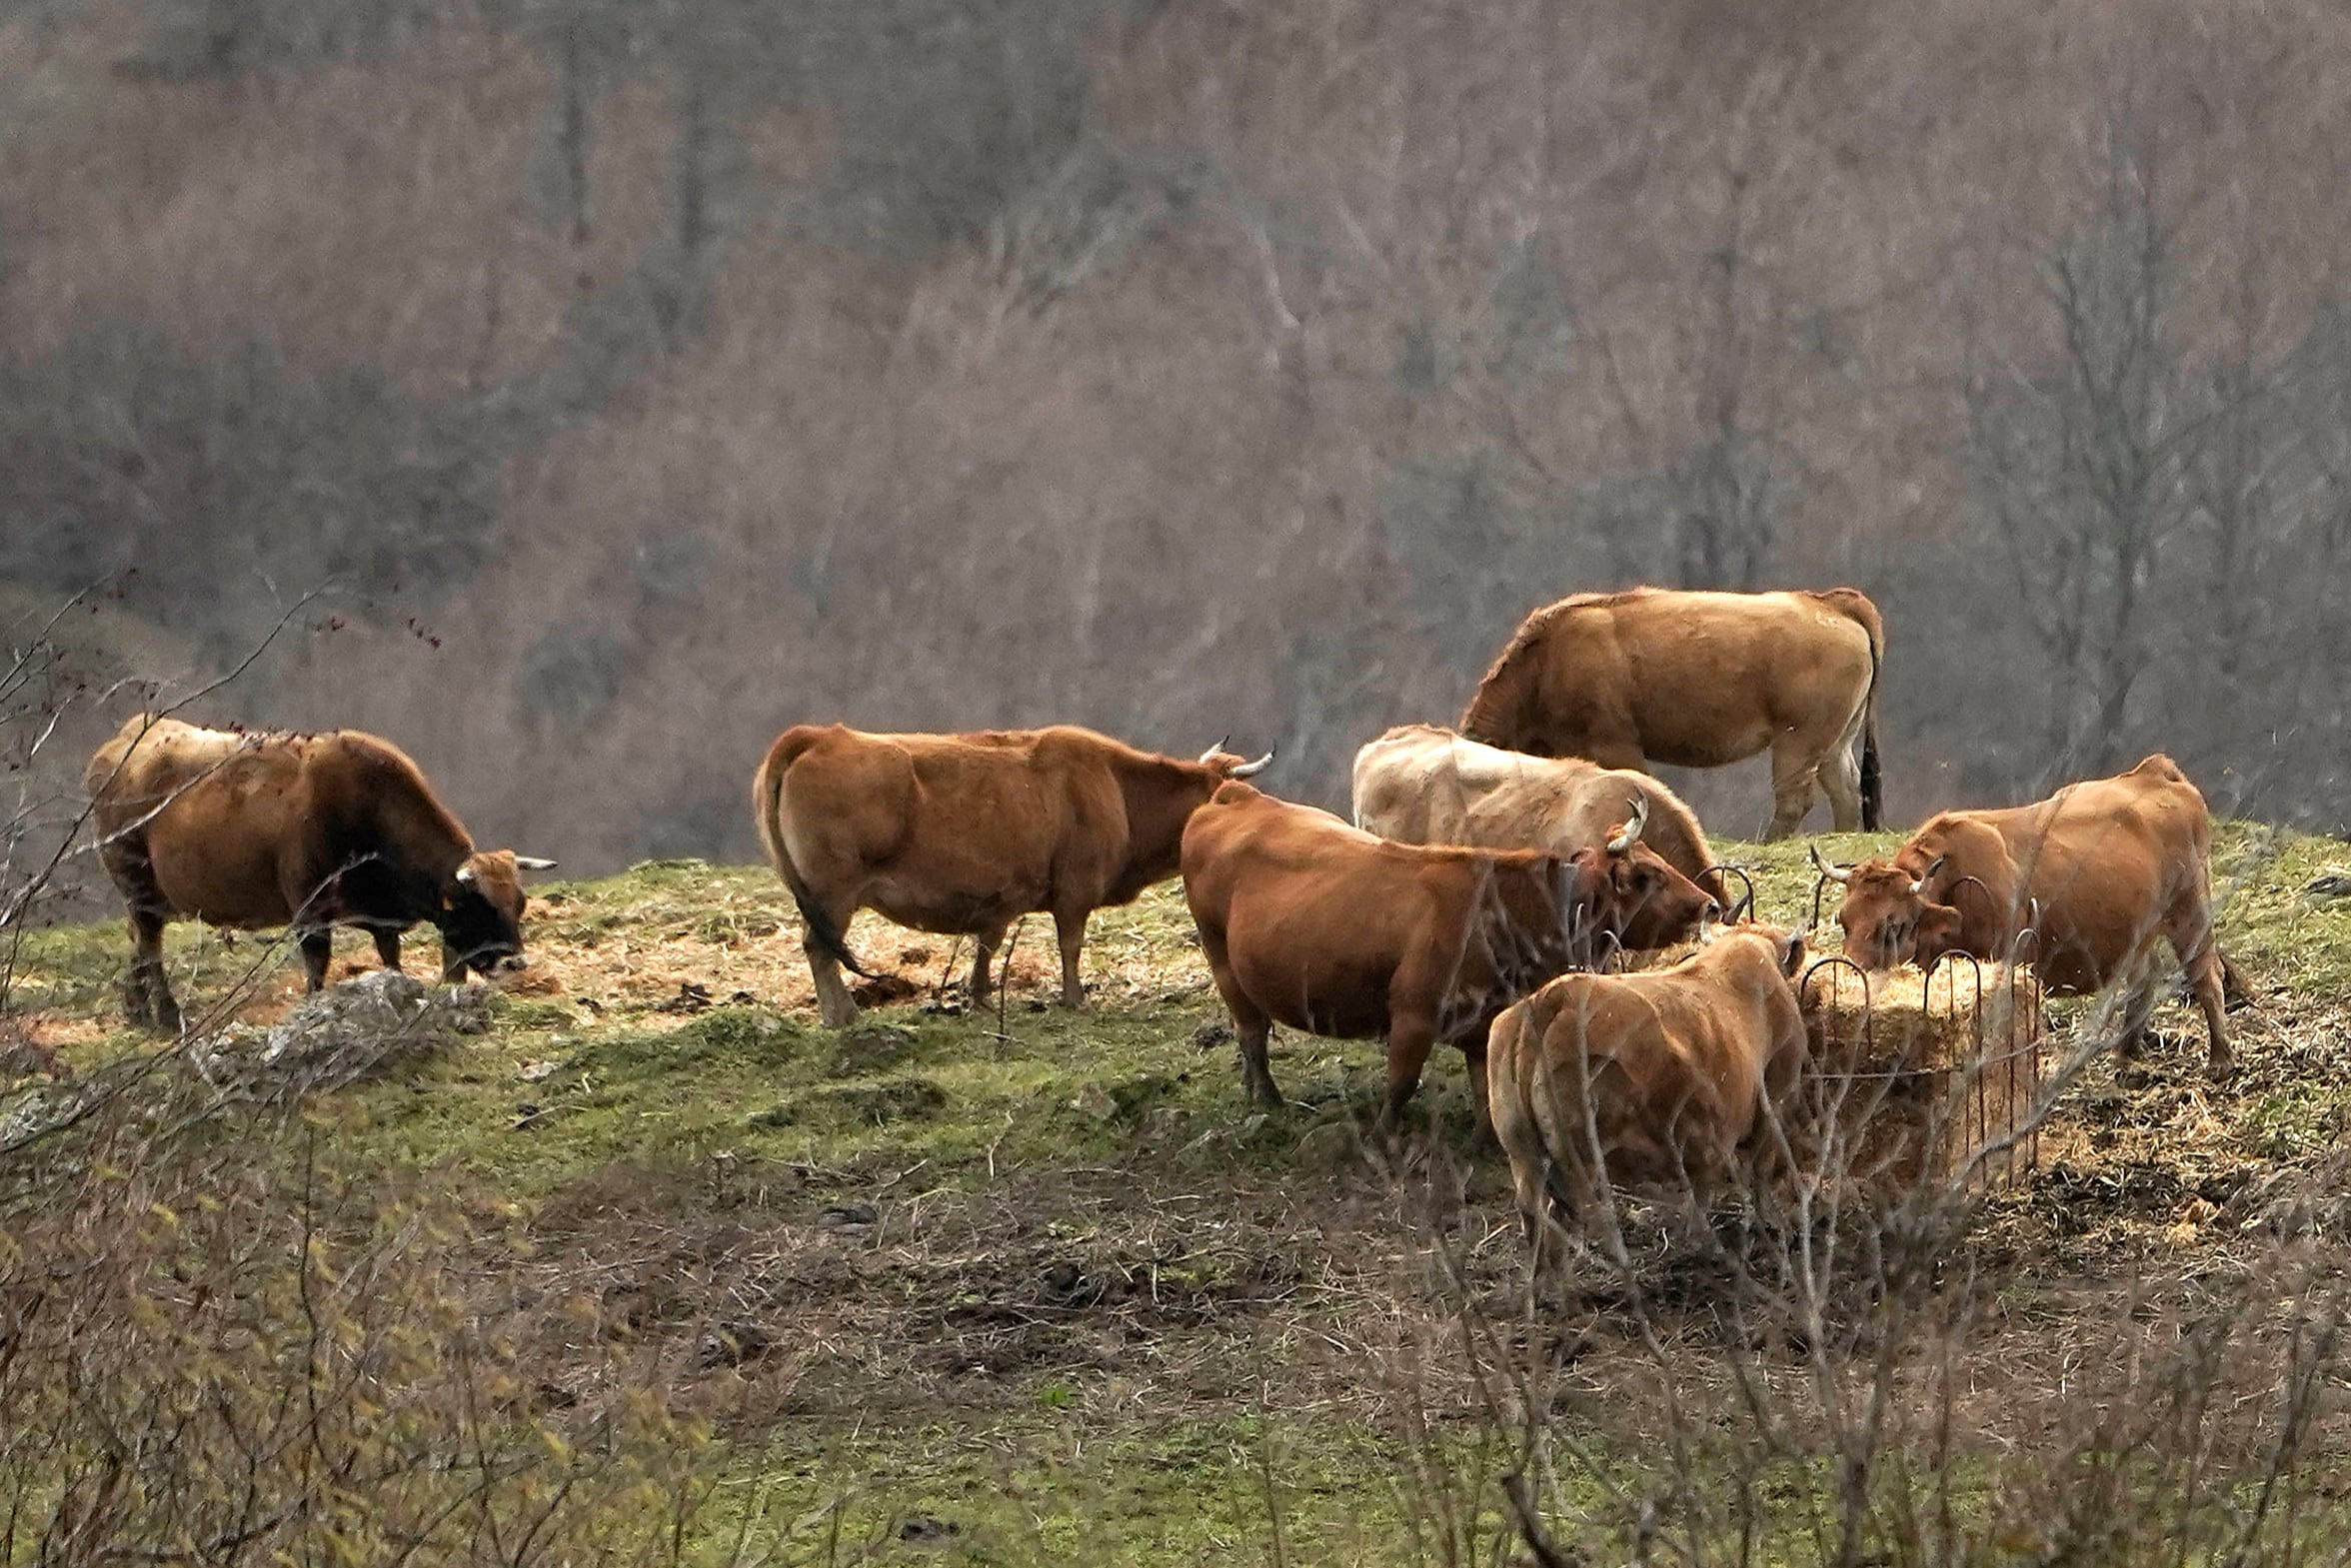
[1464, 589, 1874, 769]
[1492, 930, 1803, 1197]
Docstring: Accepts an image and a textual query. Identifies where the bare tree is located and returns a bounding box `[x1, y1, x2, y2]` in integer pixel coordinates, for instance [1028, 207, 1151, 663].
[1965, 126, 2198, 784]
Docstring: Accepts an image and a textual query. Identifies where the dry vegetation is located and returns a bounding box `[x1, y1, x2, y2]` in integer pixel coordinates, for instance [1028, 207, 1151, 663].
[9, 823, 2351, 1561]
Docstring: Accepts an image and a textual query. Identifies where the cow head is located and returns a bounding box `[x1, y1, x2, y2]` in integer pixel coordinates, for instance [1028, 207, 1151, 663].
[1701, 920, 1808, 978]
[1814, 845, 1961, 970]
[438, 849, 557, 981]
[1565, 796, 1718, 950]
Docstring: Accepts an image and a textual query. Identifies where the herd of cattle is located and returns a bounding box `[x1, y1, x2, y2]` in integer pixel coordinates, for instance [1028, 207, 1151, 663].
[84, 586, 2255, 1239]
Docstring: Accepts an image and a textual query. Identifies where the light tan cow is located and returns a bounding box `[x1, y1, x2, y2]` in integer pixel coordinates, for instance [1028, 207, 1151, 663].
[1350, 724, 1730, 910]
[1461, 587, 1886, 838]
[1486, 924, 1811, 1248]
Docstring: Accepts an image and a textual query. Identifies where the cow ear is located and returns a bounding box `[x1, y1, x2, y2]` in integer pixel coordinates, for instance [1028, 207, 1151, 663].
[1777, 929, 1808, 977]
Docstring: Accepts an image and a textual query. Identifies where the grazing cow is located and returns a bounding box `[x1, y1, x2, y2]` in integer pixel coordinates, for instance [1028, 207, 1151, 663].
[1486, 924, 1811, 1246]
[1461, 586, 1886, 838]
[1817, 754, 2240, 1071]
[85, 716, 555, 1033]
[1178, 783, 1717, 1133]
[1351, 724, 1731, 909]
[752, 724, 1271, 1025]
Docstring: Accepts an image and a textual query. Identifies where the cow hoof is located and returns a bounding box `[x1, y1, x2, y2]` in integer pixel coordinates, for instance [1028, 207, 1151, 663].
[2205, 1052, 2236, 1082]
[820, 1005, 862, 1028]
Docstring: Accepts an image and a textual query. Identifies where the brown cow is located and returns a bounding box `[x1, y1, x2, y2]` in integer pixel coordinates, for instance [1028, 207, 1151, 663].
[752, 724, 1271, 1025]
[1178, 782, 1717, 1133]
[1485, 924, 1810, 1247]
[86, 715, 556, 1033]
[1461, 587, 1886, 838]
[1351, 724, 1731, 909]
[1818, 755, 2239, 1072]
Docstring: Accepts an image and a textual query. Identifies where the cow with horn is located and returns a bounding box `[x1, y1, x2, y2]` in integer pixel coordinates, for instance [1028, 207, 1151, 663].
[1351, 723, 1733, 910]
[753, 724, 1272, 1025]
[1179, 781, 1717, 1134]
[85, 716, 557, 1033]
[1813, 755, 2247, 1071]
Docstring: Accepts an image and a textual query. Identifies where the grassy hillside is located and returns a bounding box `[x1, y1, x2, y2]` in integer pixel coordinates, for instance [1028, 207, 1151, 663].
[6, 825, 2351, 1561]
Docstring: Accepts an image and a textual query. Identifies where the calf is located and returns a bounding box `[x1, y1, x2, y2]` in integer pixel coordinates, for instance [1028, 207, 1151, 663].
[1485, 924, 1810, 1246]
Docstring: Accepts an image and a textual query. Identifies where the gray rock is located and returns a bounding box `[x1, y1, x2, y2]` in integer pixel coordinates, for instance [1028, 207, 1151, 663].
[193, 969, 491, 1100]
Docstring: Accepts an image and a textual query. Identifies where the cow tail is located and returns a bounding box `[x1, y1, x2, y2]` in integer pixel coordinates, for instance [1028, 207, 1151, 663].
[1818, 590, 1887, 831]
[753, 735, 881, 981]
[1859, 635, 1884, 831]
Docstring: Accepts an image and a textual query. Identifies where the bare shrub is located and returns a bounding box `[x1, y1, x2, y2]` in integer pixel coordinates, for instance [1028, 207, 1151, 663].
[1356, 963, 2351, 1567]
[0, 1091, 718, 1564]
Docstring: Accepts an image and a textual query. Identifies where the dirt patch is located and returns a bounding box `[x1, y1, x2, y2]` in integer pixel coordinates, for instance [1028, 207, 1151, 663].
[508, 1150, 1423, 1429]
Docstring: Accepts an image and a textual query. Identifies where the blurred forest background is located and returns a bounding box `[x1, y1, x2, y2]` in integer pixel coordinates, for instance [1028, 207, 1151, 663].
[5, 0, 2348, 884]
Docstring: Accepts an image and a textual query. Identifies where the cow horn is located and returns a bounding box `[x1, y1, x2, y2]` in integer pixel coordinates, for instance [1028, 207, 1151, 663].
[1197, 738, 1231, 765]
[1910, 852, 1947, 895]
[1229, 749, 1274, 779]
[455, 864, 477, 885]
[1605, 794, 1648, 853]
[515, 855, 558, 871]
[1808, 843, 1852, 884]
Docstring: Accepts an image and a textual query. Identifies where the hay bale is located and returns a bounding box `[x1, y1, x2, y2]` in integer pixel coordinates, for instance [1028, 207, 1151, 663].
[1793, 957, 2042, 1195]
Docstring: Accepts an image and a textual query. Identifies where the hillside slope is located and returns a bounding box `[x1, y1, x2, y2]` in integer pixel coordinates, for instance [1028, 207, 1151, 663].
[8, 826, 2351, 1560]
[5, 0, 2348, 877]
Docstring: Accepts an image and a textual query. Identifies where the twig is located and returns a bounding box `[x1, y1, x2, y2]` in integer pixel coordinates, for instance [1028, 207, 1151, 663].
[1500, 1472, 1578, 1568]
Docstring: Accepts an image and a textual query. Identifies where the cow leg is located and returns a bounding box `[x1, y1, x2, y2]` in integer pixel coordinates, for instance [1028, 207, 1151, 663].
[373, 927, 404, 974]
[2171, 913, 2234, 1076]
[1765, 735, 1822, 840]
[1516, 1158, 1561, 1278]
[1580, 740, 1646, 774]
[1051, 908, 1089, 1007]
[802, 899, 863, 1027]
[1819, 735, 1865, 833]
[1375, 1012, 1440, 1138]
[1234, 1010, 1283, 1108]
[125, 907, 179, 1034]
[1460, 1035, 1496, 1143]
[2107, 946, 2165, 1059]
[299, 930, 335, 992]
[967, 920, 1010, 1004]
